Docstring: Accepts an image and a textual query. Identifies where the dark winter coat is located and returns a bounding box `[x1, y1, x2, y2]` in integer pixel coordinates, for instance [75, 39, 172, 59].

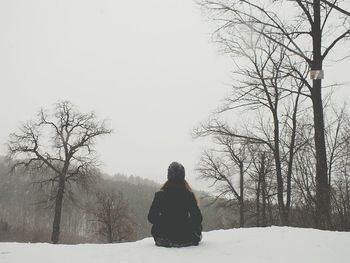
[148, 187, 203, 247]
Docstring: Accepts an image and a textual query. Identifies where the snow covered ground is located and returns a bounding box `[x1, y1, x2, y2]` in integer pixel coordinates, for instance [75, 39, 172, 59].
[1, 227, 349, 263]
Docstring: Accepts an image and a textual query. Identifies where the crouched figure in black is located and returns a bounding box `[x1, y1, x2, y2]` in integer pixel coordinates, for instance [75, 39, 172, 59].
[148, 162, 203, 247]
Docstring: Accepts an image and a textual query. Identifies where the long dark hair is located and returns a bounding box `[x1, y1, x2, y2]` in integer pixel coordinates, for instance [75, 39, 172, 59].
[160, 179, 192, 192]
[160, 179, 199, 205]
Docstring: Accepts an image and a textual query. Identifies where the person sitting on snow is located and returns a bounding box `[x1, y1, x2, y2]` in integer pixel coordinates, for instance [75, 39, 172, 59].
[148, 161, 203, 247]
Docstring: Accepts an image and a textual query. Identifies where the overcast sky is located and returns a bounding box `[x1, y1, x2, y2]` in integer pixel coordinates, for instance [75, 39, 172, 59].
[1, 0, 349, 191]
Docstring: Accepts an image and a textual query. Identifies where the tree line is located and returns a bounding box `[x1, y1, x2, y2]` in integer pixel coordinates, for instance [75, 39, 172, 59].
[194, 0, 350, 230]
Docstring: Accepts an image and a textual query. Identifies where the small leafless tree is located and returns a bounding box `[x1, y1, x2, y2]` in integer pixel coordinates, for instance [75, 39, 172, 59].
[196, 134, 250, 227]
[7, 101, 112, 243]
[91, 191, 135, 243]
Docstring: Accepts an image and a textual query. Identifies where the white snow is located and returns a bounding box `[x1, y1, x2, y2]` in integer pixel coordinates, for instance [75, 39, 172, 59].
[0, 227, 349, 263]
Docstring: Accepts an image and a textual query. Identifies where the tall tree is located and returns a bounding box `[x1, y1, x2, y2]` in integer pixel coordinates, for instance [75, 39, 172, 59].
[7, 101, 112, 243]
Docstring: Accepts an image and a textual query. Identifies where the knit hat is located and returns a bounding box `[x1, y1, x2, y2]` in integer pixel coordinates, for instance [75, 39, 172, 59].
[167, 162, 185, 181]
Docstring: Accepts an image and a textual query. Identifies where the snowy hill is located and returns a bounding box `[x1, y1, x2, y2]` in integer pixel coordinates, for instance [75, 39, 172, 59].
[1, 227, 349, 263]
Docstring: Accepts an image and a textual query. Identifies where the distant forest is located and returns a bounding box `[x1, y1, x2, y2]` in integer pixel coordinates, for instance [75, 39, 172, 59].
[0, 157, 238, 244]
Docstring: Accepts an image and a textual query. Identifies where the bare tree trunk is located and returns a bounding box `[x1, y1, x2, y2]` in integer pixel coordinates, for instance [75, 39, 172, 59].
[51, 176, 65, 244]
[273, 115, 288, 225]
[285, 89, 301, 223]
[346, 180, 350, 218]
[107, 207, 113, 243]
[107, 224, 113, 243]
[256, 175, 261, 227]
[239, 163, 244, 227]
[267, 197, 274, 225]
[261, 153, 267, 227]
[312, 0, 331, 230]
[312, 78, 331, 230]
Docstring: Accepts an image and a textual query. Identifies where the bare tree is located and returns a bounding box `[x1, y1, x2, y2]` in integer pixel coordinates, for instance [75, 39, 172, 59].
[200, 0, 350, 229]
[196, 135, 250, 227]
[326, 106, 350, 230]
[91, 191, 135, 243]
[292, 118, 318, 225]
[247, 148, 273, 227]
[7, 101, 112, 243]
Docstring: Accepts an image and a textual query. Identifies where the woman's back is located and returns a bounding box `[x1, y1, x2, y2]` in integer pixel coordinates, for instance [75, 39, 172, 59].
[147, 162, 203, 247]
